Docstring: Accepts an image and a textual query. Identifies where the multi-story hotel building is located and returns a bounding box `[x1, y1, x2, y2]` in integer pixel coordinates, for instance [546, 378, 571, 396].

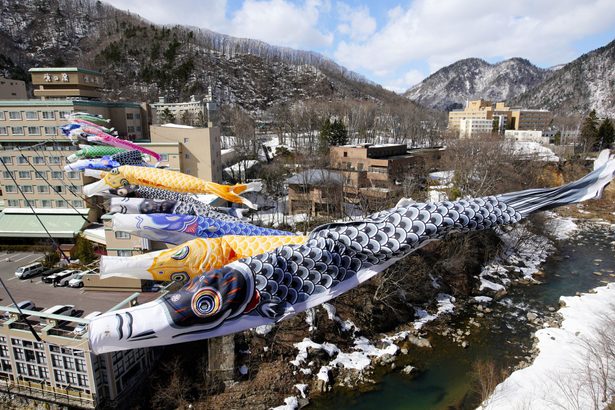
[448, 99, 552, 137]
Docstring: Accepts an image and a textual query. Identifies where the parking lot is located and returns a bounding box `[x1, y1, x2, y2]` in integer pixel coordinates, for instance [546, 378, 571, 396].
[0, 252, 159, 317]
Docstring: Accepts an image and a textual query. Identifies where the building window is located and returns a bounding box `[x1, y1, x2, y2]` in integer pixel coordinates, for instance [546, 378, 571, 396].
[8, 111, 21, 120]
[17, 156, 28, 165]
[22, 185, 33, 193]
[7, 200, 19, 207]
[115, 231, 131, 239]
[33, 157, 45, 165]
[41, 111, 54, 120]
[343, 152, 348, 157]
[2, 171, 13, 179]
[72, 200, 83, 208]
[49, 156, 62, 164]
[25, 111, 38, 120]
[41, 200, 51, 208]
[25, 199, 36, 208]
[18, 171, 31, 179]
[51, 171, 63, 179]
[11, 126, 24, 135]
[117, 250, 132, 257]
[53, 185, 64, 193]
[58, 111, 71, 120]
[56, 200, 66, 207]
[183, 138, 189, 143]
[135, 113, 141, 120]
[67, 171, 79, 179]
[39, 367, 49, 380]
[4, 185, 16, 193]
[126, 113, 134, 120]
[0, 127, 7, 135]
[136, 126, 142, 132]
[44, 126, 56, 135]
[160, 153, 169, 161]
[185, 153, 190, 159]
[68, 185, 81, 194]
[37, 185, 49, 194]
[127, 126, 135, 133]
[0, 156, 11, 165]
[0, 111, 4, 120]
[54, 370, 65, 383]
[35, 170, 47, 179]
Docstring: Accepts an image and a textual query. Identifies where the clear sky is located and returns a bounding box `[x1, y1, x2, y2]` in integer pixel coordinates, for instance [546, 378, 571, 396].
[104, 0, 615, 93]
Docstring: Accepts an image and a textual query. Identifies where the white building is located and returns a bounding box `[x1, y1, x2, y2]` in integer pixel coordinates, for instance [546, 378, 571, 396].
[505, 130, 549, 144]
[152, 95, 205, 126]
[459, 118, 494, 138]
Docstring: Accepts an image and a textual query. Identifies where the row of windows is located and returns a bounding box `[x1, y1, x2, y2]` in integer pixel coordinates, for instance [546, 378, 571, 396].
[125, 113, 141, 120]
[0, 156, 65, 165]
[0, 111, 71, 121]
[6, 199, 83, 208]
[2, 170, 78, 180]
[0, 126, 61, 136]
[126, 125, 142, 133]
[4, 184, 81, 194]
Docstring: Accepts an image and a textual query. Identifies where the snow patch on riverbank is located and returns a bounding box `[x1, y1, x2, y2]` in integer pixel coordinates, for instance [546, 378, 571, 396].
[543, 211, 578, 240]
[482, 283, 615, 410]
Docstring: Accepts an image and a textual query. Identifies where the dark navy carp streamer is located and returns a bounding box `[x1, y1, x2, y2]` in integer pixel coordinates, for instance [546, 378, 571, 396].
[89, 151, 615, 354]
[112, 213, 297, 245]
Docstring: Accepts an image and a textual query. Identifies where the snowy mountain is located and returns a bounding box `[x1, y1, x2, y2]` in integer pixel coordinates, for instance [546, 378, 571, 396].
[403, 58, 552, 111]
[0, 0, 413, 112]
[512, 39, 615, 117]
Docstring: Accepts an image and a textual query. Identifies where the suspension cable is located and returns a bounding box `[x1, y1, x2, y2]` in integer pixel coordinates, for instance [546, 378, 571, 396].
[0, 157, 70, 263]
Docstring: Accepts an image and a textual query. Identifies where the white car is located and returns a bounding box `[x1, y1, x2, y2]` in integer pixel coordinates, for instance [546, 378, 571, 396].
[73, 311, 101, 336]
[15, 262, 44, 279]
[68, 272, 88, 288]
[3, 300, 36, 318]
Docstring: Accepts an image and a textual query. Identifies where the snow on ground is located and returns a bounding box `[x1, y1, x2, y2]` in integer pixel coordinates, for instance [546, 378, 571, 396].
[482, 283, 615, 410]
[542, 211, 578, 240]
[294, 384, 308, 398]
[271, 396, 299, 410]
[512, 141, 559, 162]
[436, 293, 456, 314]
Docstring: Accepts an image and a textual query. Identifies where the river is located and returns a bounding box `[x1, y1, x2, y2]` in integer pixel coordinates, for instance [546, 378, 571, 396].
[310, 221, 615, 410]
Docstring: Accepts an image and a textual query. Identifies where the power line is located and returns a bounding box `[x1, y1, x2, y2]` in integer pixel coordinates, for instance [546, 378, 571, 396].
[0, 157, 70, 263]
[16, 148, 90, 223]
[0, 277, 42, 342]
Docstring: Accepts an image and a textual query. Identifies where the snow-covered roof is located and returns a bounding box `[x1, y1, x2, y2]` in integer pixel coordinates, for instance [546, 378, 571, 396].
[286, 169, 343, 185]
[160, 123, 196, 129]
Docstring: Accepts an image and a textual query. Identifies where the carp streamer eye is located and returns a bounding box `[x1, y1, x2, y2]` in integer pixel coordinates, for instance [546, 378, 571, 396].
[110, 168, 119, 175]
[171, 245, 190, 260]
[191, 288, 222, 318]
[170, 272, 190, 283]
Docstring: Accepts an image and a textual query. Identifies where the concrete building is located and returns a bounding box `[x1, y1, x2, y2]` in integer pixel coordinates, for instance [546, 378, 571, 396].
[329, 144, 424, 203]
[448, 99, 551, 136]
[459, 118, 494, 138]
[149, 124, 222, 182]
[152, 95, 206, 126]
[0, 77, 27, 100]
[286, 169, 343, 216]
[0, 297, 156, 408]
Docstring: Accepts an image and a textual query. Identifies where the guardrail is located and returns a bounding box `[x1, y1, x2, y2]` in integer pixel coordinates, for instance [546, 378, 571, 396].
[0, 378, 96, 409]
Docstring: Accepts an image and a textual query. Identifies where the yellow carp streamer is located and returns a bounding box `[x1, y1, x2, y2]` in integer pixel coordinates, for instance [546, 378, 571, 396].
[83, 166, 262, 208]
[100, 235, 307, 282]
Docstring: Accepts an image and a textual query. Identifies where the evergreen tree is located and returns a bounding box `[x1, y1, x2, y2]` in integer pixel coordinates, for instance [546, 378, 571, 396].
[580, 110, 598, 151]
[329, 119, 348, 146]
[596, 117, 614, 150]
[74, 236, 95, 265]
[160, 107, 175, 124]
[319, 118, 332, 152]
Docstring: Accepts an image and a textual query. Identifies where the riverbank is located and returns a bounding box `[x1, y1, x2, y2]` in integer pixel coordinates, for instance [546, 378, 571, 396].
[482, 282, 615, 410]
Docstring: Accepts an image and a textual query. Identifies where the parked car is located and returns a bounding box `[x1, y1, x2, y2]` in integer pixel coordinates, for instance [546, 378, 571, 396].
[42, 269, 76, 285]
[14, 262, 44, 279]
[3, 300, 35, 318]
[57, 271, 84, 287]
[41, 267, 63, 278]
[73, 311, 101, 336]
[42, 305, 78, 326]
[68, 271, 88, 288]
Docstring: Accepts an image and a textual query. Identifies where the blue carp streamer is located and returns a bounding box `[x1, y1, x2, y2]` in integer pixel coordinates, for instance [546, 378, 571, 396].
[89, 151, 615, 353]
[112, 213, 296, 244]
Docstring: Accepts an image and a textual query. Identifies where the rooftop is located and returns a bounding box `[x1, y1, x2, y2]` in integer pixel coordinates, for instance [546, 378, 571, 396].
[0, 210, 87, 238]
[28, 67, 102, 76]
[286, 169, 344, 185]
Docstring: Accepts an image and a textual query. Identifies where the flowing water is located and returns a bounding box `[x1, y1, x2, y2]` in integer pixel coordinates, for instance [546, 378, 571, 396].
[310, 221, 615, 410]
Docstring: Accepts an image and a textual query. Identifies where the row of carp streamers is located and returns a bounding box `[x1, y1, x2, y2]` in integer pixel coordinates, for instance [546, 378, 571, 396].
[62, 113, 615, 354]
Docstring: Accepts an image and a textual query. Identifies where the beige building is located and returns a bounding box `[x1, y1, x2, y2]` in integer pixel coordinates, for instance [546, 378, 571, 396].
[448, 99, 551, 136]
[329, 144, 424, 204]
[0, 301, 156, 408]
[0, 77, 27, 100]
[150, 124, 222, 182]
[0, 68, 151, 236]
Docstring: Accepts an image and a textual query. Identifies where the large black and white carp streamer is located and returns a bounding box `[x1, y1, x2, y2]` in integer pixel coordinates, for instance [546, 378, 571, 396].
[89, 151, 615, 353]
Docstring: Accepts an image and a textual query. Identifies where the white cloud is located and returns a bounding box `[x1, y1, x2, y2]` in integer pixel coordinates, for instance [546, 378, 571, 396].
[228, 0, 333, 49]
[336, 2, 377, 41]
[383, 69, 426, 93]
[334, 0, 615, 77]
[104, 0, 332, 49]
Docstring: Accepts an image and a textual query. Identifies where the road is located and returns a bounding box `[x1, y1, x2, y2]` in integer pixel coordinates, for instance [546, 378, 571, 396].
[0, 252, 158, 317]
